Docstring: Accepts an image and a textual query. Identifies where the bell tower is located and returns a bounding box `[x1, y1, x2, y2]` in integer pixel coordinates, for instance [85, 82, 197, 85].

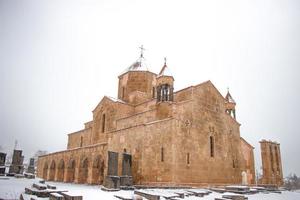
[225, 89, 236, 119]
[156, 58, 174, 102]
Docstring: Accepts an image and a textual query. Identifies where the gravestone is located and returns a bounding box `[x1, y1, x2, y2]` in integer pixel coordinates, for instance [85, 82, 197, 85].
[9, 149, 24, 174]
[0, 152, 6, 175]
[104, 151, 120, 189]
[122, 153, 132, 176]
[120, 153, 133, 186]
[27, 158, 35, 174]
[108, 151, 119, 175]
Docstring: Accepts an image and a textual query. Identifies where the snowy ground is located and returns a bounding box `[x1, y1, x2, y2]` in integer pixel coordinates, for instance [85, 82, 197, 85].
[0, 177, 300, 200]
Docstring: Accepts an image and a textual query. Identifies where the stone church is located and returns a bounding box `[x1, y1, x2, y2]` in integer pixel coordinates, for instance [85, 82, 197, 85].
[37, 49, 280, 187]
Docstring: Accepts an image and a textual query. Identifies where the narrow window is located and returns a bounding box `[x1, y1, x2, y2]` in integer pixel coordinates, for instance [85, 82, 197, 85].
[232, 159, 235, 168]
[210, 136, 214, 157]
[152, 87, 155, 98]
[270, 145, 274, 172]
[80, 136, 83, 147]
[122, 87, 125, 99]
[161, 147, 164, 162]
[101, 114, 106, 133]
[187, 153, 190, 165]
[123, 148, 127, 153]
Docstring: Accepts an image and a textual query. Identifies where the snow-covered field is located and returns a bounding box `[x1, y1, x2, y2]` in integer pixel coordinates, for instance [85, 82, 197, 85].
[0, 177, 300, 200]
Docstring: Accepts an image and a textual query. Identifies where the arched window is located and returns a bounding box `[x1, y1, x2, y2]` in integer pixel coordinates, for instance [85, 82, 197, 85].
[210, 136, 214, 157]
[187, 153, 190, 165]
[101, 114, 106, 133]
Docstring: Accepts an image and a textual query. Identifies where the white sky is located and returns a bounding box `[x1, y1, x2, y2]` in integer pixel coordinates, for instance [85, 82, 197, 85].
[0, 0, 300, 176]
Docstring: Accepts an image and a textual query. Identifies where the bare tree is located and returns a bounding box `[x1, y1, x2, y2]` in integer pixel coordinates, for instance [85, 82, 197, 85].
[285, 173, 300, 190]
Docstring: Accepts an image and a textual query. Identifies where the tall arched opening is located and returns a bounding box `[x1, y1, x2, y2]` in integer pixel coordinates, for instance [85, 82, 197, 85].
[48, 160, 56, 181]
[91, 155, 104, 184]
[42, 162, 48, 180]
[78, 157, 89, 184]
[66, 159, 76, 183]
[56, 159, 65, 182]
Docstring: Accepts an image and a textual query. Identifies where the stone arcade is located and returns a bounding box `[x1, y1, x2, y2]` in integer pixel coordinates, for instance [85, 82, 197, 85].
[37, 49, 282, 187]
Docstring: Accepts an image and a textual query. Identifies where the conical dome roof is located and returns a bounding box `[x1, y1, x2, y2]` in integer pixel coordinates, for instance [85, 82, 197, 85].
[225, 91, 236, 104]
[120, 46, 151, 75]
[125, 55, 149, 72]
[158, 58, 173, 77]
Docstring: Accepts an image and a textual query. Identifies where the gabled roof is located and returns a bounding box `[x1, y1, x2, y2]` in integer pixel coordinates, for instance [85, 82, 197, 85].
[92, 96, 128, 113]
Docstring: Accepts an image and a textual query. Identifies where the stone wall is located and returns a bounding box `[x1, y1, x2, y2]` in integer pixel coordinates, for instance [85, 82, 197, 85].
[67, 128, 92, 149]
[118, 71, 157, 103]
[240, 138, 255, 184]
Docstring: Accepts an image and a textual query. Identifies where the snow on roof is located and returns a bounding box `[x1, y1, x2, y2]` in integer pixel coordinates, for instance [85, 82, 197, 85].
[106, 96, 126, 104]
[121, 56, 149, 75]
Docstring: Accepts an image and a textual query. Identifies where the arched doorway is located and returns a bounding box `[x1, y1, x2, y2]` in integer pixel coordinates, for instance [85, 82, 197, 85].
[66, 159, 76, 183]
[78, 157, 89, 184]
[56, 159, 65, 182]
[91, 155, 104, 184]
[48, 160, 56, 181]
[43, 162, 48, 180]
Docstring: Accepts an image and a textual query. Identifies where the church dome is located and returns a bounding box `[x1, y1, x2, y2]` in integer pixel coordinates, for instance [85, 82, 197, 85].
[120, 46, 153, 75]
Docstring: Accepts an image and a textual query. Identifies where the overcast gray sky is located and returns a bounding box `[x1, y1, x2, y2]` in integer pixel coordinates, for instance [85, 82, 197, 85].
[0, 0, 299, 176]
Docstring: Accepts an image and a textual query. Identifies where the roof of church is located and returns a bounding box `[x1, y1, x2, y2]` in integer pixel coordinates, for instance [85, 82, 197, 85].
[225, 91, 236, 104]
[158, 63, 173, 77]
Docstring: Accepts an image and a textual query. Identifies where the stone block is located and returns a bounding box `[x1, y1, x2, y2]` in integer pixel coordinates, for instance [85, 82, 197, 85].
[50, 193, 65, 200]
[104, 175, 120, 189]
[60, 192, 82, 200]
[120, 176, 133, 186]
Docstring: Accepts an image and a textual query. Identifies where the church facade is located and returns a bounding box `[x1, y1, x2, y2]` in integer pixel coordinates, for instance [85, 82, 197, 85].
[37, 51, 257, 186]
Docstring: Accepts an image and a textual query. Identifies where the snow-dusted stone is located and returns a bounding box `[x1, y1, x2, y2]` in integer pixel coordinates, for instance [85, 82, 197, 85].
[47, 184, 57, 189]
[222, 194, 248, 200]
[134, 190, 160, 200]
[225, 186, 250, 194]
[49, 192, 65, 200]
[60, 191, 82, 200]
[33, 183, 47, 190]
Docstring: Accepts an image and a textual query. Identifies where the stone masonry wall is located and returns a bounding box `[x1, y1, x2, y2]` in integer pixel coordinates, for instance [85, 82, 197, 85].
[37, 143, 107, 185]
